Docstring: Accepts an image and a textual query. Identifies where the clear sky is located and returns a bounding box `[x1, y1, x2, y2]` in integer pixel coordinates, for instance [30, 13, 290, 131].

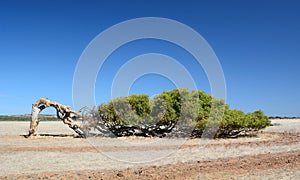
[0, 0, 299, 116]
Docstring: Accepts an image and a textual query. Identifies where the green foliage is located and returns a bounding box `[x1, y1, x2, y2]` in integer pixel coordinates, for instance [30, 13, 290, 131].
[151, 89, 181, 124]
[98, 88, 271, 137]
[98, 94, 152, 126]
[197, 90, 213, 121]
[221, 109, 270, 130]
[127, 94, 151, 117]
[245, 110, 271, 129]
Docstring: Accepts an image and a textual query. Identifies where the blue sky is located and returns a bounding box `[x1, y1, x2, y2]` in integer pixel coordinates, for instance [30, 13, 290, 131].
[0, 0, 299, 116]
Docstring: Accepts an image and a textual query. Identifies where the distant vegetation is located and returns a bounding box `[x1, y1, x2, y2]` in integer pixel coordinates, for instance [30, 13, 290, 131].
[0, 115, 58, 121]
[98, 88, 271, 138]
[268, 116, 300, 119]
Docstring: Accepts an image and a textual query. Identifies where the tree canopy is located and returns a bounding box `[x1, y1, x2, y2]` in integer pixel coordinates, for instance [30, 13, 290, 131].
[98, 88, 270, 138]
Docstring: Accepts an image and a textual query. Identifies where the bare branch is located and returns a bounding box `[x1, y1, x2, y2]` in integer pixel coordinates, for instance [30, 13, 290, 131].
[26, 98, 85, 138]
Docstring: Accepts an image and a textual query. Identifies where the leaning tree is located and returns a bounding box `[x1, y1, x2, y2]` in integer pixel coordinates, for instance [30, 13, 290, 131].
[26, 98, 86, 137]
[26, 98, 176, 138]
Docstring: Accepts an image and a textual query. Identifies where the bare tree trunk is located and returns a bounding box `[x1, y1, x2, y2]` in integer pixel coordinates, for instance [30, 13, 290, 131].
[26, 98, 85, 138]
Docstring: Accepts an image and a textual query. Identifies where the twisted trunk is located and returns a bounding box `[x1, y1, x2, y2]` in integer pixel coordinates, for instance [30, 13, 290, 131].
[26, 98, 85, 137]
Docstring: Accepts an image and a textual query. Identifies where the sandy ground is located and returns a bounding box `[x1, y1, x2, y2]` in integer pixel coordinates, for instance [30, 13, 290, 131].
[0, 119, 299, 179]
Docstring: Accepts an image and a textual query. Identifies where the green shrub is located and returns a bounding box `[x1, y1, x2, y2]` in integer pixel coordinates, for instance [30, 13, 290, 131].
[98, 94, 153, 126]
[98, 88, 271, 137]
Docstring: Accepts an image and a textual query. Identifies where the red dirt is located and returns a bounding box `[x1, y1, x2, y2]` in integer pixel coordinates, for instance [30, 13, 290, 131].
[8, 151, 299, 180]
[0, 132, 299, 179]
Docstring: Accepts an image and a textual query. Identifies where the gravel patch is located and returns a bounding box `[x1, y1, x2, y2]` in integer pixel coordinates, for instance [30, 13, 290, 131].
[0, 119, 299, 178]
[264, 119, 300, 133]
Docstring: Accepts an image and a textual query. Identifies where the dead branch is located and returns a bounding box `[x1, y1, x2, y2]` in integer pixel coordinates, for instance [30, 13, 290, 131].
[26, 98, 85, 138]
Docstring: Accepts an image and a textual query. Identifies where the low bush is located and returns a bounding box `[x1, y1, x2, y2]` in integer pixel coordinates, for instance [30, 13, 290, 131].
[97, 88, 271, 138]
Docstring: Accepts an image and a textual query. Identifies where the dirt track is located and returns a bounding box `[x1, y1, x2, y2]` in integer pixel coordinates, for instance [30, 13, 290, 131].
[0, 119, 299, 179]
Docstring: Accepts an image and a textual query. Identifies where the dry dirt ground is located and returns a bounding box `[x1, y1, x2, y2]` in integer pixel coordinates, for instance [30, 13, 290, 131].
[0, 119, 299, 179]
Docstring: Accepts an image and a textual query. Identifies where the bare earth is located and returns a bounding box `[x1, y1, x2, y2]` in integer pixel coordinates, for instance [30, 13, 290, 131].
[0, 119, 299, 179]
